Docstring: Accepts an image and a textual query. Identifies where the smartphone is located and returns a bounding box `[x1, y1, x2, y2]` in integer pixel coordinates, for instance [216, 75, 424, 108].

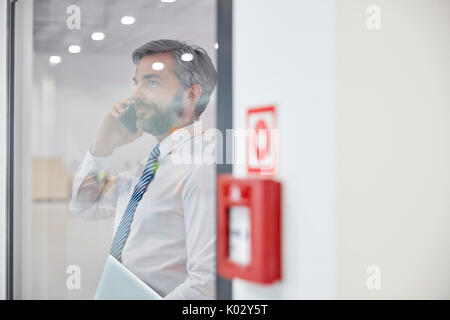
[119, 102, 138, 134]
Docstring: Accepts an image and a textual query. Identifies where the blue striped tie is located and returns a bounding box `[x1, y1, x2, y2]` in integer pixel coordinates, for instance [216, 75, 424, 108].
[110, 143, 161, 261]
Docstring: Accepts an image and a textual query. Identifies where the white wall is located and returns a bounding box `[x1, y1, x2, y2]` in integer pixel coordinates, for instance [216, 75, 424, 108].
[336, 0, 450, 299]
[232, 0, 336, 299]
[232, 0, 450, 300]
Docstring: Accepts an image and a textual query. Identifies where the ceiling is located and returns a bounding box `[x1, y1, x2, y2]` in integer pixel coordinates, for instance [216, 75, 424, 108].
[33, 0, 217, 57]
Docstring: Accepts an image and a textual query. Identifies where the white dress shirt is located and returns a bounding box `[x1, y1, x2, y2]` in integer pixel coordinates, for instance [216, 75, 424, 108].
[69, 121, 216, 299]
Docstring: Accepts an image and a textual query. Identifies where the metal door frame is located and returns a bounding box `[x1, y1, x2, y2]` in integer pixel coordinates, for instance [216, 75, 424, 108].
[216, 0, 233, 300]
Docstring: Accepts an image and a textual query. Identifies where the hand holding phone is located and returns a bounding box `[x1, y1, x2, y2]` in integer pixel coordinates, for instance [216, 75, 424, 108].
[119, 102, 138, 134]
[90, 99, 142, 157]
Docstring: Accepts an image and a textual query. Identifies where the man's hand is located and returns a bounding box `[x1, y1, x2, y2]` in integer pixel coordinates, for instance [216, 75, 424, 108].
[90, 99, 143, 157]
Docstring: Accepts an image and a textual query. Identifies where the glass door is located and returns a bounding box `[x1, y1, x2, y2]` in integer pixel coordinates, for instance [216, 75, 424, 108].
[11, 0, 219, 299]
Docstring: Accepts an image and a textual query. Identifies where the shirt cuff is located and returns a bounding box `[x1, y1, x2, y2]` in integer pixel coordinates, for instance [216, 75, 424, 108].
[85, 147, 113, 173]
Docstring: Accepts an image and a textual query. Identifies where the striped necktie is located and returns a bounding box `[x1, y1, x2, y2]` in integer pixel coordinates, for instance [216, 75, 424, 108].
[109, 143, 161, 261]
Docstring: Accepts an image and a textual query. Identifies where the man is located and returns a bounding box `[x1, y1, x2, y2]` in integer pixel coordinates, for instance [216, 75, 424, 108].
[69, 39, 217, 299]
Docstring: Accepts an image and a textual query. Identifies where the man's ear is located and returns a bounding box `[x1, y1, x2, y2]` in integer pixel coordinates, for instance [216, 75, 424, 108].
[187, 84, 202, 107]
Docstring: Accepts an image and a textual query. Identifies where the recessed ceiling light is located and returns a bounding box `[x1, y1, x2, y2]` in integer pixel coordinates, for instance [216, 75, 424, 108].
[121, 16, 136, 25]
[49, 56, 61, 64]
[68, 45, 81, 54]
[91, 32, 105, 41]
[161, 0, 176, 3]
[152, 62, 164, 71]
[214, 43, 219, 50]
[181, 53, 194, 62]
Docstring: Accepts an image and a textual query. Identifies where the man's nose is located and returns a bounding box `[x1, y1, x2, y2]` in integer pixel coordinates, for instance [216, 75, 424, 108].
[130, 85, 144, 100]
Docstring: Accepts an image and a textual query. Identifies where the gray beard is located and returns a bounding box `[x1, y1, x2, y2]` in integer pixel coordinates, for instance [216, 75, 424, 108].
[137, 91, 184, 136]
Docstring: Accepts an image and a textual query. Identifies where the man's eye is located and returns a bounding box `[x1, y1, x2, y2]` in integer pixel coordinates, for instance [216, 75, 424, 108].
[147, 80, 159, 87]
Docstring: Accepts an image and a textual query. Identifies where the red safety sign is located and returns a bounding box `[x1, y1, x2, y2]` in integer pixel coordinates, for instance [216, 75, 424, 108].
[246, 105, 278, 175]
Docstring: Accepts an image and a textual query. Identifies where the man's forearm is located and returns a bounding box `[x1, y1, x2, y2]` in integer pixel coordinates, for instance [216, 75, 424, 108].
[69, 149, 117, 219]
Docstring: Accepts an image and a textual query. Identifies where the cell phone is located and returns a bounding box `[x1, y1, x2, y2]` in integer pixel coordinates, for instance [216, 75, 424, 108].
[119, 103, 138, 134]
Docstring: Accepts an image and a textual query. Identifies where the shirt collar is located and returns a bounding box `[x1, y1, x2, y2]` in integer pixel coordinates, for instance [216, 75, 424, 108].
[158, 121, 204, 161]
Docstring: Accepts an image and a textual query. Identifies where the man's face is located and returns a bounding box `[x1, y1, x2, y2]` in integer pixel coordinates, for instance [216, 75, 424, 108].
[132, 52, 185, 136]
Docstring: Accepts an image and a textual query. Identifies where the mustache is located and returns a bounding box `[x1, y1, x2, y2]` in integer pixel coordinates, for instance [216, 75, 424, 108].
[133, 100, 157, 111]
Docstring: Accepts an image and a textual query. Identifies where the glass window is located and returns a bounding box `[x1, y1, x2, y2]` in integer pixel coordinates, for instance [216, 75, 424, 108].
[13, 0, 217, 299]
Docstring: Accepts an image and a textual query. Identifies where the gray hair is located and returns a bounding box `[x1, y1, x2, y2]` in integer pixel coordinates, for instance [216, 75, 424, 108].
[132, 39, 217, 118]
